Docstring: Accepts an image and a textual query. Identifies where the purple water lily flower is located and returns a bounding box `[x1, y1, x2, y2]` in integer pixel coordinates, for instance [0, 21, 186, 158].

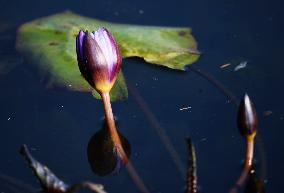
[237, 94, 258, 140]
[76, 28, 122, 93]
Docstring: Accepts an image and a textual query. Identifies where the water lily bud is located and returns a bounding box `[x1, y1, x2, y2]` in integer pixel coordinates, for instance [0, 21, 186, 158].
[76, 28, 122, 93]
[237, 94, 258, 140]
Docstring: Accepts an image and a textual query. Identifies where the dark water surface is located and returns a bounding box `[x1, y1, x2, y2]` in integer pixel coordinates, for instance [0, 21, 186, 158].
[0, 0, 283, 192]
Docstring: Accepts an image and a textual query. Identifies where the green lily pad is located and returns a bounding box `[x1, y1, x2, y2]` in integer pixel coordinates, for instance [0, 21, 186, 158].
[16, 11, 200, 101]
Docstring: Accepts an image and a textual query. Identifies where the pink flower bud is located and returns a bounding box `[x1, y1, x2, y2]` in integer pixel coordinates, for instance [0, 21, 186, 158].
[237, 94, 258, 140]
[76, 28, 122, 93]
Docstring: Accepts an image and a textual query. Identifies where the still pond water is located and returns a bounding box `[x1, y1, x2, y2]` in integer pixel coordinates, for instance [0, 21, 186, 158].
[0, 0, 283, 192]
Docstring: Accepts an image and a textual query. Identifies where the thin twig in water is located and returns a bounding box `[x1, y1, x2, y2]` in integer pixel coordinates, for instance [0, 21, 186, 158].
[187, 65, 238, 106]
[127, 80, 186, 178]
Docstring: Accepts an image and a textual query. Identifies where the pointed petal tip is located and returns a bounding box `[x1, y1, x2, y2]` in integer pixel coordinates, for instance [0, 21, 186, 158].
[97, 27, 108, 33]
[244, 93, 253, 105]
[77, 30, 86, 38]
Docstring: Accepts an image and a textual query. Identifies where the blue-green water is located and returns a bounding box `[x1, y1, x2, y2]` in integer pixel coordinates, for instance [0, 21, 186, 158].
[0, 0, 283, 192]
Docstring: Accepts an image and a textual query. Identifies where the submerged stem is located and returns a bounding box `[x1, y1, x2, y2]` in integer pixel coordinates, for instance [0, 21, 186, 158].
[101, 92, 121, 146]
[245, 139, 254, 168]
[101, 92, 128, 164]
[229, 139, 255, 193]
[100, 92, 150, 193]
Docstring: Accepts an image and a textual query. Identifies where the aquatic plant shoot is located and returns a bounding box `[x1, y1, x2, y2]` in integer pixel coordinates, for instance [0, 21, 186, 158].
[76, 28, 121, 94]
[230, 94, 259, 193]
[76, 27, 128, 167]
[237, 93, 258, 167]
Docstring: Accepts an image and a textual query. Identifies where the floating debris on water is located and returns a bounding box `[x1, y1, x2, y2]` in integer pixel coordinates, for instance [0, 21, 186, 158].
[152, 77, 158, 81]
[263, 110, 273, 117]
[226, 100, 232, 104]
[179, 106, 192, 111]
[220, 63, 231, 69]
[234, 61, 248, 71]
[30, 147, 37, 151]
[200, 137, 207, 142]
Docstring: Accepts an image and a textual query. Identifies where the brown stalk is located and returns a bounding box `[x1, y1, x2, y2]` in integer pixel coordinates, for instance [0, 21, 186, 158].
[101, 92, 124, 154]
[229, 138, 255, 193]
[100, 92, 150, 193]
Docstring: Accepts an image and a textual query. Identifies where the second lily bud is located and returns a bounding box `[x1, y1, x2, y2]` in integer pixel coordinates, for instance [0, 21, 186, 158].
[76, 27, 122, 94]
[237, 94, 258, 140]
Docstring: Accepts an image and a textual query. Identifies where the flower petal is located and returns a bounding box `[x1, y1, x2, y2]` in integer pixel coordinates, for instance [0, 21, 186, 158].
[76, 30, 85, 62]
[84, 32, 109, 90]
[93, 28, 120, 82]
[237, 94, 258, 138]
[75, 28, 122, 93]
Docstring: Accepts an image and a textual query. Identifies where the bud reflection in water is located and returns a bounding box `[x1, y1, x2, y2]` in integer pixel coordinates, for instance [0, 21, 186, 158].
[87, 119, 131, 176]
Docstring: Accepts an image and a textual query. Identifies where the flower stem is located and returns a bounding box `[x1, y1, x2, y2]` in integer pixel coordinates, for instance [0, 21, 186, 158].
[229, 138, 254, 193]
[101, 92, 129, 164]
[101, 92, 150, 193]
[101, 92, 122, 149]
[245, 139, 254, 168]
